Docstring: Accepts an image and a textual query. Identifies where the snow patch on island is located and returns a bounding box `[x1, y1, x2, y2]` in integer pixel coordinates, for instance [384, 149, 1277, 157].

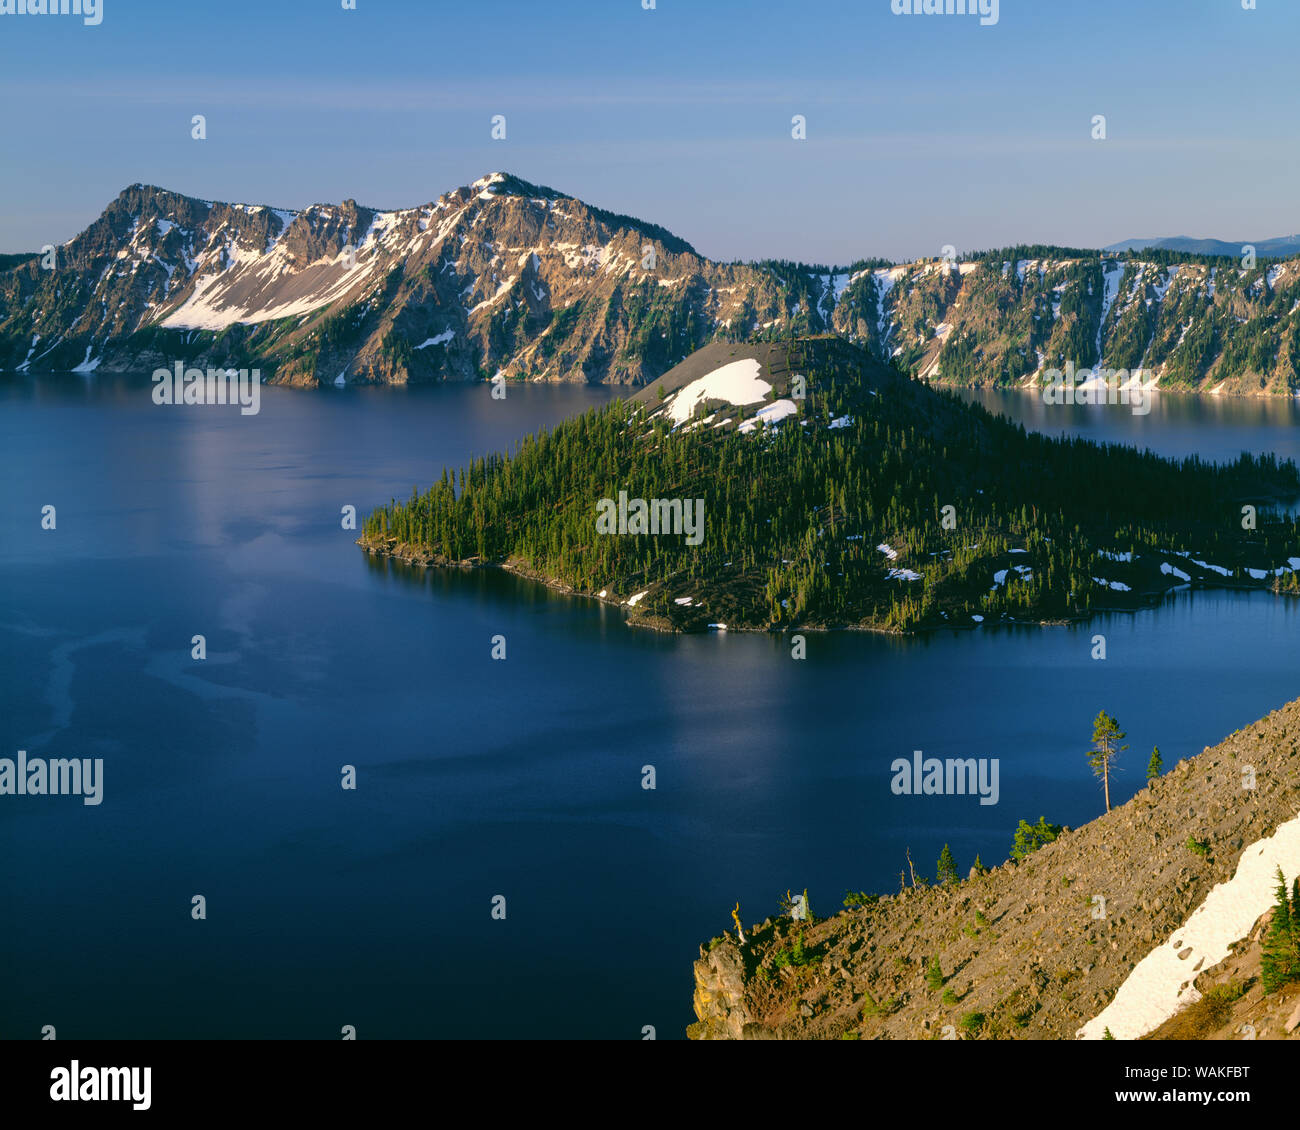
[738, 398, 797, 433]
[1092, 577, 1132, 592]
[666, 359, 771, 424]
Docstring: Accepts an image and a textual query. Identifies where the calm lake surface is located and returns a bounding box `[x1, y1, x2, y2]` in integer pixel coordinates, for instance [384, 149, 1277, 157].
[3, 374, 1299, 1039]
[954, 385, 1300, 464]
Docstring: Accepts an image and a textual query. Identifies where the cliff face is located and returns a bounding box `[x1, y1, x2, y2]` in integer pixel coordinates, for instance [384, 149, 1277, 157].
[5, 174, 1299, 393]
[691, 943, 755, 1040]
[872, 257, 1300, 396]
[690, 697, 1300, 1040]
[0, 174, 849, 387]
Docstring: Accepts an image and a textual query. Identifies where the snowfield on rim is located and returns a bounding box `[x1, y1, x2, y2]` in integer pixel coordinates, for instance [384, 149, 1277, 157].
[1077, 808, 1300, 1039]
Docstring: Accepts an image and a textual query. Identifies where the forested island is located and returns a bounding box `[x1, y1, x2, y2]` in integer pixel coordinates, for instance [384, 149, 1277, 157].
[359, 338, 1300, 633]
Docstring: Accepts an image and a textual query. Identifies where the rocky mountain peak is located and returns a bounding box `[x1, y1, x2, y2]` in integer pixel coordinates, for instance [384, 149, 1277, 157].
[3, 177, 1299, 396]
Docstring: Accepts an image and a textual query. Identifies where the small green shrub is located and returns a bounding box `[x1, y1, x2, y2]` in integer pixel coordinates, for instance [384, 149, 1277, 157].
[772, 929, 814, 971]
[844, 890, 878, 909]
[926, 956, 944, 991]
[1010, 816, 1062, 862]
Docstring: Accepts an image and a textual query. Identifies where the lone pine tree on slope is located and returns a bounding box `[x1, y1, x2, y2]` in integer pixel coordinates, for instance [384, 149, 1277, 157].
[936, 844, 959, 886]
[1146, 746, 1163, 781]
[1088, 711, 1127, 813]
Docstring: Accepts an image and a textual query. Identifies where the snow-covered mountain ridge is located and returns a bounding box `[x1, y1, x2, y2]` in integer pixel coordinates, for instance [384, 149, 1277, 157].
[4, 173, 1299, 394]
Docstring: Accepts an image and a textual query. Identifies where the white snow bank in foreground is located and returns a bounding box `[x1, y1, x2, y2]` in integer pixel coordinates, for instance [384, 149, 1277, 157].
[1078, 808, 1300, 1040]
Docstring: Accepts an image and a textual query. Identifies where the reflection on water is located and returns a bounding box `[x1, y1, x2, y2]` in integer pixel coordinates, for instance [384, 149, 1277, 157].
[953, 384, 1300, 465]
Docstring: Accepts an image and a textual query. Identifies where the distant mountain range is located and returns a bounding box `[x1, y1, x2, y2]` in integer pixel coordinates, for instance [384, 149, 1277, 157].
[2, 172, 1299, 395]
[1107, 234, 1300, 258]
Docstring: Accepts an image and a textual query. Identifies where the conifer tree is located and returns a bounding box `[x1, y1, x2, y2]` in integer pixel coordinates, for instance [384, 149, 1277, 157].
[1146, 746, 1163, 781]
[936, 844, 959, 886]
[1010, 816, 1062, 862]
[1088, 711, 1127, 813]
[1261, 867, 1298, 993]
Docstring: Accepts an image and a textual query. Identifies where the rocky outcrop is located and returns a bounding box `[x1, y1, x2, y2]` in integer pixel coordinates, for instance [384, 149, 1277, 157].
[689, 942, 756, 1040]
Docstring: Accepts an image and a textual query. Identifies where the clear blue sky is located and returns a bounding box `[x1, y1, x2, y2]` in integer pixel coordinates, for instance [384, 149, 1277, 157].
[1, 0, 1295, 263]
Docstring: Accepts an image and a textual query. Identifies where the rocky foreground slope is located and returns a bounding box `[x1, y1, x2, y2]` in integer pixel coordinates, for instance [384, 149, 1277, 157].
[690, 697, 1300, 1040]
[4, 173, 1300, 394]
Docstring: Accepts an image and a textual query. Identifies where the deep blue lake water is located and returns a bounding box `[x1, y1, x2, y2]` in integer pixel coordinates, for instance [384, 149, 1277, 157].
[3, 375, 1300, 1039]
[955, 384, 1300, 464]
